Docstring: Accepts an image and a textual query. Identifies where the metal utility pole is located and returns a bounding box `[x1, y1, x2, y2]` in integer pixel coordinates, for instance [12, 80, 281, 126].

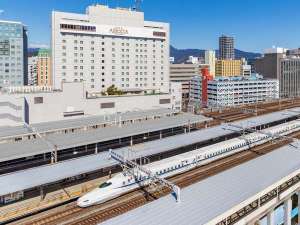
[24, 122, 58, 163]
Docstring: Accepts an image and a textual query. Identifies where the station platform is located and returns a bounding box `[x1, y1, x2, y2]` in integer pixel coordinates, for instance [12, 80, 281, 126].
[0, 175, 109, 223]
[1, 107, 299, 200]
[101, 142, 300, 225]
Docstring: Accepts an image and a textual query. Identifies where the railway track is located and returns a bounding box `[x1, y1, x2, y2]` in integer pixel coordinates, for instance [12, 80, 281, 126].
[205, 100, 300, 124]
[21, 131, 300, 225]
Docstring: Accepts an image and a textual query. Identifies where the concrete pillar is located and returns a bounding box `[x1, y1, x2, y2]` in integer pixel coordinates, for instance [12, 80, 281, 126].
[130, 136, 133, 146]
[284, 198, 292, 225]
[159, 131, 162, 139]
[267, 210, 275, 225]
[40, 186, 44, 200]
[95, 144, 98, 154]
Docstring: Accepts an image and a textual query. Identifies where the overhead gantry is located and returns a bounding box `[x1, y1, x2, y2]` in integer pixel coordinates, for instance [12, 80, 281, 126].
[109, 149, 181, 202]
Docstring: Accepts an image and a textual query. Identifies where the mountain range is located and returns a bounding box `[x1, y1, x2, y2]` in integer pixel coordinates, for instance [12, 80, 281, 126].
[27, 46, 262, 63]
[170, 45, 262, 63]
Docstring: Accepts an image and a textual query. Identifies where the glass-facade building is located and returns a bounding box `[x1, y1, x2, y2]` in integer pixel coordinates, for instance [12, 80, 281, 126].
[0, 20, 27, 87]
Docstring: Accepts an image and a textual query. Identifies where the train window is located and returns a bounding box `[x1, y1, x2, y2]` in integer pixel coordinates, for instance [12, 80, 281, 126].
[99, 182, 112, 188]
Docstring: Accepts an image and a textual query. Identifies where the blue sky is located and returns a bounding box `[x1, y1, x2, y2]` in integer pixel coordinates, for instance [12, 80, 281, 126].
[0, 0, 299, 53]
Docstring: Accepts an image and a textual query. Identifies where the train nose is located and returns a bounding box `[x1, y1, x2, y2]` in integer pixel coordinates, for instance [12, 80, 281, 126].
[77, 198, 91, 208]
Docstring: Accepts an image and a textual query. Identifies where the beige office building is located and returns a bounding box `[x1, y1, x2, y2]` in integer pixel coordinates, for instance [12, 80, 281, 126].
[215, 59, 241, 76]
[37, 49, 51, 86]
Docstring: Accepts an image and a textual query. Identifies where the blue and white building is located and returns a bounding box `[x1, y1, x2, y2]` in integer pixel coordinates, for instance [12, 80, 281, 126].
[189, 74, 279, 108]
[0, 20, 28, 87]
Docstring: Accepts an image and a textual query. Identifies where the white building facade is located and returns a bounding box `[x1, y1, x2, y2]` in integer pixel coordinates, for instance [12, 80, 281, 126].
[0, 82, 181, 126]
[28, 56, 38, 85]
[204, 50, 216, 77]
[51, 4, 170, 94]
[189, 75, 279, 108]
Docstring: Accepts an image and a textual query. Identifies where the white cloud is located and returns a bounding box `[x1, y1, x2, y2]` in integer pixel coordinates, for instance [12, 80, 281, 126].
[29, 43, 50, 49]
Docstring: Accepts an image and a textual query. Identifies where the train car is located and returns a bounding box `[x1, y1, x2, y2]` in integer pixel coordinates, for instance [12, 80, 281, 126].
[77, 120, 300, 207]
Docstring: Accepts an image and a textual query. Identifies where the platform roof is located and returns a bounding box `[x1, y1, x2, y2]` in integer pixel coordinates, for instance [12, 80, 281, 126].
[0, 113, 209, 162]
[0, 108, 178, 139]
[0, 108, 299, 163]
[101, 143, 300, 225]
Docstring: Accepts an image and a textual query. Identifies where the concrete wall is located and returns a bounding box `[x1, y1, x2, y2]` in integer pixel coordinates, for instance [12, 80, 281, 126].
[0, 82, 181, 125]
[0, 94, 24, 126]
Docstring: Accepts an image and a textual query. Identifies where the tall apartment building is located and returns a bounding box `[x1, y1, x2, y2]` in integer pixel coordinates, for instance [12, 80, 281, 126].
[219, 35, 234, 60]
[51, 4, 170, 93]
[28, 56, 38, 85]
[215, 59, 241, 76]
[0, 20, 28, 87]
[254, 47, 300, 97]
[170, 63, 200, 107]
[204, 50, 216, 77]
[37, 49, 51, 86]
[189, 74, 279, 108]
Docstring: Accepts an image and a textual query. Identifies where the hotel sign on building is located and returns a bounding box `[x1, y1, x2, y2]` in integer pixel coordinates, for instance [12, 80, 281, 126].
[52, 4, 170, 94]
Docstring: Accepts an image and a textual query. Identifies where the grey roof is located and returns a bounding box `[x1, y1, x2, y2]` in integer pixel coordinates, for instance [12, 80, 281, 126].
[0, 107, 299, 163]
[0, 128, 219, 196]
[101, 143, 300, 225]
[0, 113, 209, 162]
[0, 108, 178, 139]
[0, 153, 114, 196]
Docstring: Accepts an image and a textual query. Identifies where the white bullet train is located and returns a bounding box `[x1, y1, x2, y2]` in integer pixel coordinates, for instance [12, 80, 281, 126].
[77, 120, 300, 207]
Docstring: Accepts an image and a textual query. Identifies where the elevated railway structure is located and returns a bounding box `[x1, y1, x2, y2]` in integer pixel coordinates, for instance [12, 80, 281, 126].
[12, 130, 300, 225]
[0, 108, 299, 222]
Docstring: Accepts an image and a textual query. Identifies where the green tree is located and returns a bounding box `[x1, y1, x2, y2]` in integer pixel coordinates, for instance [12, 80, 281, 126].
[103, 85, 124, 96]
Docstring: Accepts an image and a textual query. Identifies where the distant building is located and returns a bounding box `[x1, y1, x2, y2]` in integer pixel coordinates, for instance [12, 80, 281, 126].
[287, 48, 300, 56]
[241, 58, 251, 76]
[215, 59, 241, 76]
[0, 20, 28, 87]
[37, 49, 51, 86]
[254, 47, 300, 97]
[254, 48, 284, 80]
[169, 57, 175, 64]
[189, 74, 279, 108]
[280, 57, 300, 97]
[28, 56, 38, 85]
[170, 63, 200, 109]
[241, 64, 251, 76]
[51, 4, 170, 94]
[186, 56, 199, 64]
[219, 35, 234, 60]
[204, 50, 216, 77]
[0, 82, 181, 126]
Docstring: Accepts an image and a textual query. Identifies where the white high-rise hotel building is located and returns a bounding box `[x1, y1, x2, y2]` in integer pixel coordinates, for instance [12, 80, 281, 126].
[51, 4, 170, 93]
